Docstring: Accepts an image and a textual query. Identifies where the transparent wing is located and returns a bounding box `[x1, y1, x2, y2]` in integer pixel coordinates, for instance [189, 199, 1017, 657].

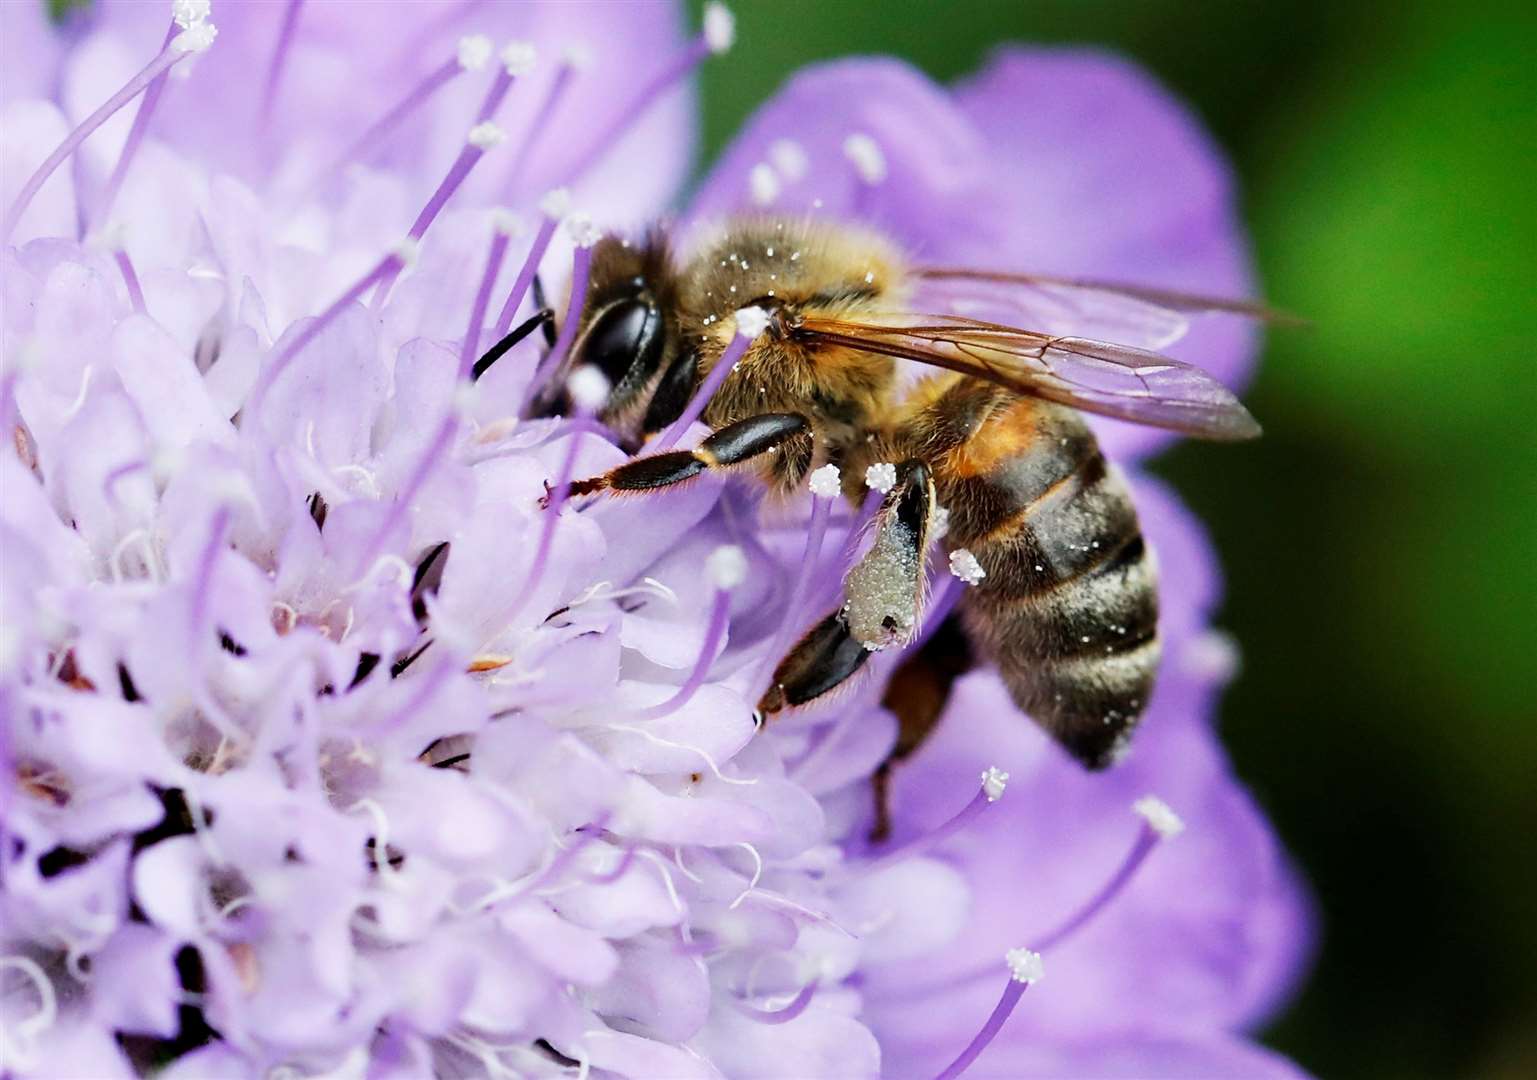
[792, 314, 1262, 440]
[913, 267, 1297, 352]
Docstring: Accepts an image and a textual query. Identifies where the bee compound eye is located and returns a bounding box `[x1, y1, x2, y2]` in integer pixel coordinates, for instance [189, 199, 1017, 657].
[580, 298, 662, 390]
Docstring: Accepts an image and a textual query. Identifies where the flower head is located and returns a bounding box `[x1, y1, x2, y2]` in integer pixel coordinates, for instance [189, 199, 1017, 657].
[1, 3, 1309, 1077]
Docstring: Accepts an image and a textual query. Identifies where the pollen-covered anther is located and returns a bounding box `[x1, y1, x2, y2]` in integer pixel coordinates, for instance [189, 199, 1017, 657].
[1133, 795, 1186, 838]
[391, 237, 421, 268]
[1005, 947, 1045, 984]
[456, 33, 494, 70]
[749, 163, 781, 207]
[451, 382, 482, 417]
[539, 187, 572, 220]
[949, 548, 986, 586]
[733, 305, 772, 338]
[809, 464, 842, 498]
[501, 41, 537, 76]
[467, 121, 506, 149]
[172, 20, 218, 53]
[561, 42, 595, 71]
[864, 462, 897, 494]
[770, 138, 810, 182]
[980, 766, 1009, 802]
[490, 208, 525, 237]
[704, 2, 737, 53]
[566, 365, 611, 413]
[467, 655, 514, 673]
[707, 545, 749, 590]
[565, 212, 601, 248]
[171, 0, 211, 29]
[842, 132, 888, 185]
[932, 504, 951, 539]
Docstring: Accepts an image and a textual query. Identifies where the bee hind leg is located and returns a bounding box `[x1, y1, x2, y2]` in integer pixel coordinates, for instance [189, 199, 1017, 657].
[757, 458, 937, 716]
[554, 412, 812, 504]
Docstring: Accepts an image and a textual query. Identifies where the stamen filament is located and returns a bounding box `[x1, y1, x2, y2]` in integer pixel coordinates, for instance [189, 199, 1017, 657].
[635, 587, 731, 720]
[189, 507, 231, 640]
[246, 251, 403, 416]
[736, 980, 819, 1025]
[856, 767, 1008, 878]
[319, 56, 461, 183]
[931, 967, 1034, 1080]
[558, 26, 722, 186]
[3, 40, 194, 243]
[371, 59, 525, 307]
[653, 312, 767, 451]
[457, 225, 513, 379]
[493, 211, 559, 336]
[1034, 821, 1159, 951]
[753, 478, 834, 698]
[114, 249, 148, 315]
[520, 239, 592, 413]
[259, 0, 306, 124]
[91, 22, 178, 235]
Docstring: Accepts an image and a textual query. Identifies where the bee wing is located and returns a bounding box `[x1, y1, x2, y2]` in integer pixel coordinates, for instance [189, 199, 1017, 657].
[913, 267, 1297, 351]
[792, 314, 1262, 441]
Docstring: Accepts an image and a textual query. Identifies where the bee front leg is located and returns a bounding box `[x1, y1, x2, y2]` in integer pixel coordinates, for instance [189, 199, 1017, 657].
[758, 458, 937, 714]
[552, 412, 812, 504]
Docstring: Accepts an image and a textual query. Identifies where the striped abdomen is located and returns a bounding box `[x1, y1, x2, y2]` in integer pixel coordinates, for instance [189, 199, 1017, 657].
[939, 401, 1159, 768]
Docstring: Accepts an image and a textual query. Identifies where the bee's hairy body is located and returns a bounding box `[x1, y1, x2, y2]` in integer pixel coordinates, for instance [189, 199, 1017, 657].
[562, 217, 1161, 768]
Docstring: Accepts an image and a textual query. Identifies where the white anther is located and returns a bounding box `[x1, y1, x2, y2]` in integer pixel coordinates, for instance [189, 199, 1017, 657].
[391, 237, 420, 268]
[457, 34, 494, 71]
[171, 20, 218, 53]
[467, 121, 506, 149]
[703, 3, 736, 53]
[1179, 628, 1241, 684]
[842, 132, 887, 184]
[748, 163, 780, 207]
[980, 766, 1009, 802]
[1005, 947, 1044, 984]
[707, 545, 748, 590]
[809, 464, 842, 498]
[452, 382, 481, 417]
[864, 462, 897, 494]
[931, 505, 951, 540]
[565, 212, 601, 248]
[566, 365, 611, 413]
[500, 41, 537, 76]
[539, 188, 572, 219]
[1133, 795, 1185, 838]
[490, 208, 525, 237]
[734, 305, 771, 338]
[561, 42, 595, 71]
[769, 138, 810, 182]
[171, 0, 211, 30]
[949, 548, 986, 586]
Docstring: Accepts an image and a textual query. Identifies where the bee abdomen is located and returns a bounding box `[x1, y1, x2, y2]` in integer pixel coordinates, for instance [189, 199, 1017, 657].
[947, 411, 1159, 768]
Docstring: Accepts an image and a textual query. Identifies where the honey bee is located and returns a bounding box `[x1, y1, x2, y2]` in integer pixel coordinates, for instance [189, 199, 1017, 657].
[511, 218, 1272, 797]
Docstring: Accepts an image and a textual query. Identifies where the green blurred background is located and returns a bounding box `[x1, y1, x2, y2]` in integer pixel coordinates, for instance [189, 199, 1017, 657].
[691, 1, 1536, 1076]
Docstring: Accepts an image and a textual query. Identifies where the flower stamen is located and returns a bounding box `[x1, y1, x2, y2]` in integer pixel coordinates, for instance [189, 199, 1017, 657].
[931, 949, 1044, 1080]
[855, 767, 1008, 877]
[259, 0, 306, 124]
[653, 305, 770, 451]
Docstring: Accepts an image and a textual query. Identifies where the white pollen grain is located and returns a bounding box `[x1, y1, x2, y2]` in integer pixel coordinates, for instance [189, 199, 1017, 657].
[456, 34, 493, 70]
[703, 2, 736, 53]
[500, 41, 537, 76]
[949, 548, 986, 586]
[734, 306, 771, 338]
[171, 0, 211, 30]
[566, 365, 611, 413]
[749, 163, 780, 207]
[1006, 948, 1045, 984]
[809, 464, 842, 498]
[864, 462, 897, 493]
[706, 544, 748, 590]
[980, 766, 1010, 801]
[538, 188, 572, 218]
[1133, 795, 1185, 838]
[467, 122, 506, 149]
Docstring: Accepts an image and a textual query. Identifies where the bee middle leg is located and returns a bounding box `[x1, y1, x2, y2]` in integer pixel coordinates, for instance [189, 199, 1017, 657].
[758, 458, 936, 715]
[555, 412, 813, 503]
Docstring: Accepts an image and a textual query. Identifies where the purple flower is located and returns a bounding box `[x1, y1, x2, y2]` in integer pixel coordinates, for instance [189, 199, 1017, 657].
[1, 2, 1311, 1077]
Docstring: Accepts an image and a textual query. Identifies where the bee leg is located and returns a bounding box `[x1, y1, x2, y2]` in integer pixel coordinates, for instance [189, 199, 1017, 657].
[842, 459, 936, 651]
[757, 460, 936, 715]
[555, 412, 812, 503]
[472, 308, 555, 382]
[757, 610, 873, 715]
